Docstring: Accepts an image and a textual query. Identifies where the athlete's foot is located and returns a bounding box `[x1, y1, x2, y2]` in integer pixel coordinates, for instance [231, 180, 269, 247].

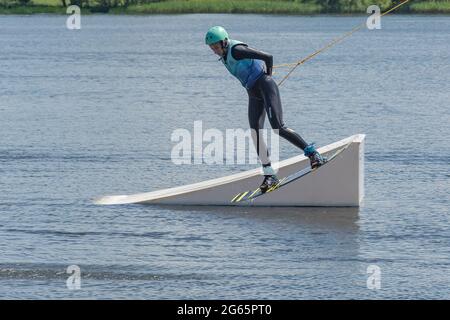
[304, 143, 326, 169]
[260, 175, 280, 193]
[308, 151, 326, 169]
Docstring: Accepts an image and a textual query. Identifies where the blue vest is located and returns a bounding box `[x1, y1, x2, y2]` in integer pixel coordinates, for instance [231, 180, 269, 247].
[222, 39, 265, 90]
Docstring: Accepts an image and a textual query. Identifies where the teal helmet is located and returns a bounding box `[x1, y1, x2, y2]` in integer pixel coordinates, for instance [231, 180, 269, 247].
[205, 26, 229, 45]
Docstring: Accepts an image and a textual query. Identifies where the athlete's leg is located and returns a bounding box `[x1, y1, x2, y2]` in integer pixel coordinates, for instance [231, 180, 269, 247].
[248, 95, 271, 166]
[259, 75, 309, 150]
[248, 90, 279, 192]
[259, 75, 326, 168]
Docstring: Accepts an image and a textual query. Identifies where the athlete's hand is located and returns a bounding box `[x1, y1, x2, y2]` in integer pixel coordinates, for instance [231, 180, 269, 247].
[266, 67, 273, 76]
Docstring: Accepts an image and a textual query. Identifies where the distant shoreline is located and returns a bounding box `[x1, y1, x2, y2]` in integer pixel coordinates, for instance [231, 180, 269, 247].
[1, 1, 450, 15]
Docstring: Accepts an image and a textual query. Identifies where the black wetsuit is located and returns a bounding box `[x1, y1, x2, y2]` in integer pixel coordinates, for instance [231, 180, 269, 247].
[226, 44, 309, 165]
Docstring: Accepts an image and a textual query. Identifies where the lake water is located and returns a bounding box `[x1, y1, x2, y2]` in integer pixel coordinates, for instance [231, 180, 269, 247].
[0, 14, 449, 299]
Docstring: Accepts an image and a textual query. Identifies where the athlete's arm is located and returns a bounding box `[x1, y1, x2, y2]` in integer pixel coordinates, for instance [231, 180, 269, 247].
[231, 44, 273, 76]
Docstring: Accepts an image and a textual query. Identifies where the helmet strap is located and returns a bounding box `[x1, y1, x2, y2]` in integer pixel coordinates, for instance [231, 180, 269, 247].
[220, 40, 228, 57]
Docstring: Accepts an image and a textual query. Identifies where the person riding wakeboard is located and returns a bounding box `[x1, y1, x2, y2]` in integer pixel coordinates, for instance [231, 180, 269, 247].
[205, 26, 325, 193]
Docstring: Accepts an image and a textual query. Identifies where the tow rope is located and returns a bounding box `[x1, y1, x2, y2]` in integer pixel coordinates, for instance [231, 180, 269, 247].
[275, 0, 411, 87]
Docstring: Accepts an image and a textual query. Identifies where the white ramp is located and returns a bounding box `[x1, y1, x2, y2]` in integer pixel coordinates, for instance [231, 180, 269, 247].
[94, 134, 365, 207]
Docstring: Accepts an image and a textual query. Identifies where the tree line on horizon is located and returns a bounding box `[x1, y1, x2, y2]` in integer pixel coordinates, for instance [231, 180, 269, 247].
[1, 0, 448, 12]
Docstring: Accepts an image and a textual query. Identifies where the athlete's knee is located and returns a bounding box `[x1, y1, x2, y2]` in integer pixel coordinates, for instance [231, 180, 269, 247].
[249, 120, 261, 131]
[268, 117, 285, 132]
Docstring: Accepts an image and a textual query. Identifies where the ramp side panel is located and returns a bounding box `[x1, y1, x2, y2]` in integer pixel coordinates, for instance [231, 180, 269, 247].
[95, 134, 365, 207]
